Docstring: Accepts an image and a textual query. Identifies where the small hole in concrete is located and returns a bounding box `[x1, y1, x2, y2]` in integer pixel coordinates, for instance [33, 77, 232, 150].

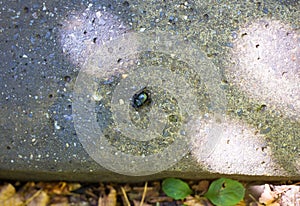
[203, 13, 209, 21]
[241, 32, 248, 37]
[23, 7, 29, 13]
[123, 1, 129, 7]
[64, 75, 71, 82]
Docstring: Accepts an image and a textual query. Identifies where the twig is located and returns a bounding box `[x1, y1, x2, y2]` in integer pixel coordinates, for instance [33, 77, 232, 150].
[248, 193, 260, 204]
[24, 189, 42, 205]
[121, 186, 131, 206]
[140, 182, 148, 206]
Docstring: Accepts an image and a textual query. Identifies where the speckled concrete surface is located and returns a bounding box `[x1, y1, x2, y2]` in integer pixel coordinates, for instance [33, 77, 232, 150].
[0, 0, 299, 181]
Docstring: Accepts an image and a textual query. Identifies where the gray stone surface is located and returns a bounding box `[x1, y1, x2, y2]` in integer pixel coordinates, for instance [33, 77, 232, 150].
[0, 0, 299, 182]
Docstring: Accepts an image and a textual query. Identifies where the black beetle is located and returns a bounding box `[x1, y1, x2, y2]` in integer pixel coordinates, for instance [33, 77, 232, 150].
[131, 87, 151, 109]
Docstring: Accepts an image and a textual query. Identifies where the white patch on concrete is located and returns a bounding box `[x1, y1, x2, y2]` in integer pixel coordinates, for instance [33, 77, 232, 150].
[190, 116, 286, 175]
[58, 7, 129, 69]
[228, 19, 300, 121]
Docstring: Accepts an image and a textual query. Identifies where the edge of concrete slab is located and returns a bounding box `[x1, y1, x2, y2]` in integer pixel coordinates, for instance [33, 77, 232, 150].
[1, 169, 299, 183]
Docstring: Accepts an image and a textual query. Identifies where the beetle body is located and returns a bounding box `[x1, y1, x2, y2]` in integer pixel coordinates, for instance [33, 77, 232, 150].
[132, 87, 151, 109]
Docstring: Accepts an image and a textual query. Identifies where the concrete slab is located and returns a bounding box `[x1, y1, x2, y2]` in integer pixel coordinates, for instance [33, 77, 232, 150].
[0, 0, 299, 182]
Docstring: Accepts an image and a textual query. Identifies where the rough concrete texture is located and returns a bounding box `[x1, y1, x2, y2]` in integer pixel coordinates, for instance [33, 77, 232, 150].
[228, 19, 299, 121]
[0, 0, 299, 182]
[190, 116, 285, 175]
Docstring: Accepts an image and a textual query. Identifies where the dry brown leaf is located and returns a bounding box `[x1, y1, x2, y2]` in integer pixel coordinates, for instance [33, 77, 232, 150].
[132, 199, 152, 206]
[37, 182, 81, 195]
[273, 185, 300, 206]
[147, 196, 173, 203]
[0, 196, 23, 206]
[27, 190, 49, 206]
[50, 203, 70, 206]
[184, 195, 213, 206]
[0, 184, 16, 201]
[122, 184, 131, 193]
[0, 183, 23, 206]
[98, 185, 117, 206]
[134, 187, 159, 204]
[192, 181, 210, 195]
[235, 200, 247, 206]
[50, 196, 69, 206]
[66, 183, 82, 192]
[259, 184, 280, 206]
[124, 183, 155, 205]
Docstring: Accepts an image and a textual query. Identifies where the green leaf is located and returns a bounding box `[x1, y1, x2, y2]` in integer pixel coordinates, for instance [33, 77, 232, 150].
[162, 178, 193, 200]
[204, 178, 245, 206]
